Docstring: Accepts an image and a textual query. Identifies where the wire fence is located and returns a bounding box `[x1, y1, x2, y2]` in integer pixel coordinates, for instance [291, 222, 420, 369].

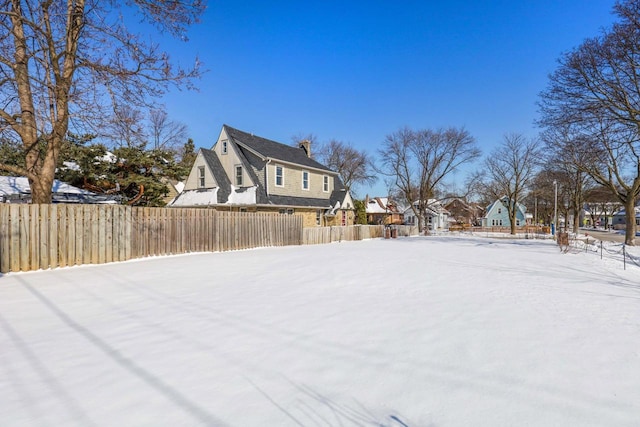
[557, 232, 640, 270]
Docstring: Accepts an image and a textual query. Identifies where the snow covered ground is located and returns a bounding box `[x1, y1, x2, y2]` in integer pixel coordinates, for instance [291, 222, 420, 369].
[1, 235, 639, 426]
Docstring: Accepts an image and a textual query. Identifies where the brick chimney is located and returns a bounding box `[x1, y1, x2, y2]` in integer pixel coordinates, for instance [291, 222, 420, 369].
[299, 139, 311, 158]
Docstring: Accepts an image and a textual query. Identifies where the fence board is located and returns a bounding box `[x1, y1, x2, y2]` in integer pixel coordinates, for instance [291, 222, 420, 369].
[48, 205, 58, 269]
[67, 205, 75, 267]
[0, 205, 10, 273]
[9, 206, 19, 272]
[93, 205, 100, 264]
[302, 224, 415, 245]
[21, 206, 31, 271]
[38, 205, 48, 270]
[104, 206, 113, 264]
[82, 205, 89, 264]
[98, 206, 106, 264]
[28, 205, 38, 271]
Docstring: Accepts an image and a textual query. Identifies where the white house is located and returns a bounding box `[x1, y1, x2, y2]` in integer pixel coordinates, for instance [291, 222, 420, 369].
[403, 200, 449, 231]
[612, 206, 640, 229]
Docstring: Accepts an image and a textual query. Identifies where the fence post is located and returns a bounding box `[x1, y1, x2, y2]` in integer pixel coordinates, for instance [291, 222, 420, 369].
[600, 240, 603, 260]
[623, 245, 626, 270]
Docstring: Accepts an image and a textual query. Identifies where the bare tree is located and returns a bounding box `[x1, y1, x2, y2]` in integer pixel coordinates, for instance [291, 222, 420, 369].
[483, 134, 541, 235]
[291, 133, 377, 196]
[149, 107, 189, 152]
[378, 126, 481, 232]
[522, 173, 554, 226]
[584, 185, 623, 228]
[315, 139, 377, 195]
[0, 0, 204, 203]
[540, 127, 594, 233]
[106, 105, 148, 149]
[538, 0, 640, 244]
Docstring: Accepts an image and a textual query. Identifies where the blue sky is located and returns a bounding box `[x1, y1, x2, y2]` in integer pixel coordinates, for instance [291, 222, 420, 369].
[155, 1, 616, 196]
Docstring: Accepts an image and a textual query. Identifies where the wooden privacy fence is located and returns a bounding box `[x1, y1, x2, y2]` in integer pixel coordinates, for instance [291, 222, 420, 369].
[130, 208, 302, 257]
[303, 224, 419, 245]
[449, 225, 551, 235]
[0, 205, 303, 273]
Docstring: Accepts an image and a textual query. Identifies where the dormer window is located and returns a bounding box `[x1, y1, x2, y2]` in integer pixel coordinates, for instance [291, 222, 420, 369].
[222, 140, 228, 154]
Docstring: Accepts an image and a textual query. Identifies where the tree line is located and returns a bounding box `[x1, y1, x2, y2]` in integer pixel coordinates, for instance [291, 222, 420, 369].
[0, 0, 638, 245]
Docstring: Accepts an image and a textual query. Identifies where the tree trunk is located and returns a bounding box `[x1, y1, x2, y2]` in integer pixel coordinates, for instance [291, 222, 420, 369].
[28, 173, 54, 204]
[509, 203, 517, 235]
[572, 193, 581, 234]
[420, 215, 429, 235]
[624, 198, 637, 246]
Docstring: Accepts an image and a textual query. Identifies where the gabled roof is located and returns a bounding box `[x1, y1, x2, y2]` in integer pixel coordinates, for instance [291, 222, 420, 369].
[484, 196, 526, 217]
[228, 141, 269, 205]
[329, 178, 350, 209]
[224, 125, 334, 173]
[201, 148, 231, 204]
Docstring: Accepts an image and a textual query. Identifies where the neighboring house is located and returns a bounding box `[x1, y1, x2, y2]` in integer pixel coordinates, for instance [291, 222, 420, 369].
[403, 200, 450, 231]
[0, 176, 119, 204]
[365, 196, 403, 225]
[169, 125, 354, 227]
[444, 198, 484, 226]
[160, 178, 184, 205]
[482, 196, 528, 227]
[611, 206, 640, 229]
[582, 202, 622, 228]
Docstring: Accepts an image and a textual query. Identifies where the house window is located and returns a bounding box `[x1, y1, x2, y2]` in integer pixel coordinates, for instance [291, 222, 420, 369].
[222, 140, 228, 154]
[302, 170, 309, 190]
[275, 165, 284, 187]
[198, 166, 205, 188]
[341, 211, 346, 226]
[279, 208, 286, 214]
[287, 208, 294, 215]
[497, 207, 502, 214]
[316, 210, 322, 225]
[239, 207, 247, 213]
[235, 165, 243, 186]
[323, 175, 329, 192]
[278, 208, 294, 215]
